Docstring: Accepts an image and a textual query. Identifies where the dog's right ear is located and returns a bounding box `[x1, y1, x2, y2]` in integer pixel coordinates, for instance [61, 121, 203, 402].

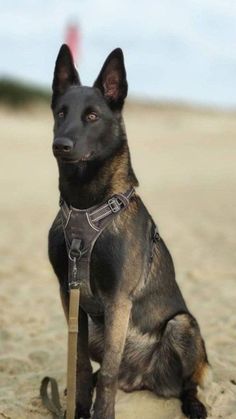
[52, 44, 80, 107]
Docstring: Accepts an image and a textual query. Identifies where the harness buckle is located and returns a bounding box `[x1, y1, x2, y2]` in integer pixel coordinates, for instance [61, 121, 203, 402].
[108, 197, 122, 213]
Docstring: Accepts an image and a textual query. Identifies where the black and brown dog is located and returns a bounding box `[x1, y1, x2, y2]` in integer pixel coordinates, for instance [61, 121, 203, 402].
[49, 44, 208, 419]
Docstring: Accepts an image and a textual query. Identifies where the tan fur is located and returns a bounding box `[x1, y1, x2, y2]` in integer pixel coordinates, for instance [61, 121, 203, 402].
[82, 142, 138, 200]
[192, 361, 209, 387]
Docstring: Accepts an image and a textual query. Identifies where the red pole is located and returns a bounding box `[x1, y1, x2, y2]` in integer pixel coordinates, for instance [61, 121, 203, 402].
[65, 22, 81, 64]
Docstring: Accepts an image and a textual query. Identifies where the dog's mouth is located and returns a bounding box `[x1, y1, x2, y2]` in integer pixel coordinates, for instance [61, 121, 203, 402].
[60, 151, 95, 164]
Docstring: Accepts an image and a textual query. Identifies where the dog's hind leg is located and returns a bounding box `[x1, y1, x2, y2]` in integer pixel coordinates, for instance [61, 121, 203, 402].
[146, 313, 208, 419]
[180, 381, 207, 419]
[180, 358, 208, 419]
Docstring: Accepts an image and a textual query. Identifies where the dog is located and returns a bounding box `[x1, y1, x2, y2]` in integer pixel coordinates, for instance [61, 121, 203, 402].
[48, 44, 208, 419]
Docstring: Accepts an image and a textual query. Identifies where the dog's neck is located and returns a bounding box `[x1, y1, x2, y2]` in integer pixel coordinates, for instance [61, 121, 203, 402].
[58, 142, 138, 209]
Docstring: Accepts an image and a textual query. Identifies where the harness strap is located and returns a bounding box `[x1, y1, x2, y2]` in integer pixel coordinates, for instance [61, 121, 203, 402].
[61, 188, 134, 225]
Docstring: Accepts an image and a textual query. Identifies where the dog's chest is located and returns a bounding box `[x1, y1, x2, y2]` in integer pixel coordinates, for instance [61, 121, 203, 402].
[49, 207, 128, 318]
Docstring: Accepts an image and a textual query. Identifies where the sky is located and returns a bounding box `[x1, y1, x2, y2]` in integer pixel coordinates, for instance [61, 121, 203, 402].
[0, 0, 236, 107]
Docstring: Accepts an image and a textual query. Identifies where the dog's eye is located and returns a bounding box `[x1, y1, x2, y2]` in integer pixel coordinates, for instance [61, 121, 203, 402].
[85, 112, 98, 122]
[58, 111, 65, 119]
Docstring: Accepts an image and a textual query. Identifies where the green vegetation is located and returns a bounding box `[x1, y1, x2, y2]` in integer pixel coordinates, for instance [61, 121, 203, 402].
[0, 78, 50, 108]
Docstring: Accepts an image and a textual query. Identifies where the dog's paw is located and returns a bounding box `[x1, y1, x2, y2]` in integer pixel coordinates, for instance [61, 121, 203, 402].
[64, 403, 91, 418]
[75, 403, 91, 418]
[91, 405, 115, 419]
[182, 397, 207, 419]
[91, 414, 114, 419]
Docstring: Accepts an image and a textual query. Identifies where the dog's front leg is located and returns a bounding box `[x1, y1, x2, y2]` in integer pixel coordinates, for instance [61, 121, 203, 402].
[61, 289, 93, 418]
[92, 294, 131, 419]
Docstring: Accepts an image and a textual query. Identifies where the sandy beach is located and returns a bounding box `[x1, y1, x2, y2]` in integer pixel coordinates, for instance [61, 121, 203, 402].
[0, 102, 236, 418]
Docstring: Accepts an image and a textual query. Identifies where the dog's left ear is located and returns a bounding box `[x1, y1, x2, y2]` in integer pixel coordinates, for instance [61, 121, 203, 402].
[94, 48, 128, 110]
[52, 44, 80, 107]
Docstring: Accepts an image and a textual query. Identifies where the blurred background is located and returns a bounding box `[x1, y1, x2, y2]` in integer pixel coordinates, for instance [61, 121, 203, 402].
[0, 2, 236, 419]
[1, 0, 236, 107]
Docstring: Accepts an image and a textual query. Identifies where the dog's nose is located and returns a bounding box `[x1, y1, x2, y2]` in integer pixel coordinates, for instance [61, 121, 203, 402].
[53, 137, 73, 154]
[53, 137, 73, 155]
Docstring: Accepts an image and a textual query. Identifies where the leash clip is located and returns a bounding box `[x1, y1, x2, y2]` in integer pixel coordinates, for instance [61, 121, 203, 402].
[69, 263, 80, 289]
[68, 239, 83, 289]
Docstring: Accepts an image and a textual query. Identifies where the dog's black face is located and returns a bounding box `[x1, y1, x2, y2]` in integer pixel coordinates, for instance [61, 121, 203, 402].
[52, 45, 128, 165]
[52, 86, 116, 164]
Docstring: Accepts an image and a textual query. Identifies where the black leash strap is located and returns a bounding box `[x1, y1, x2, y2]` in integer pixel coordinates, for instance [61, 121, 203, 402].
[40, 376, 64, 419]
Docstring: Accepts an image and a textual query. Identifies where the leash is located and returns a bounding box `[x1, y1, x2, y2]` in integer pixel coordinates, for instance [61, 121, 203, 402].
[40, 188, 135, 418]
[66, 239, 81, 419]
[40, 377, 64, 418]
[66, 287, 80, 419]
[41, 239, 82, 419]
[40, 288, 80, 419]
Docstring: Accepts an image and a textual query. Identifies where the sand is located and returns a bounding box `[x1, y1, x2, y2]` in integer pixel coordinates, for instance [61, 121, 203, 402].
[0, 102, 236, 418]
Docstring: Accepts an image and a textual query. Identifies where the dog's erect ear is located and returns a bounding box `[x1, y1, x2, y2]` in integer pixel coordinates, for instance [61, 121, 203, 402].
[52, 44, 80, 103]
[94, 48, 128, 110]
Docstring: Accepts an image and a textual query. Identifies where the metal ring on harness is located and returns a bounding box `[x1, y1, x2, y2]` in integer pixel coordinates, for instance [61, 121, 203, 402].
[68, 248, 82, 262]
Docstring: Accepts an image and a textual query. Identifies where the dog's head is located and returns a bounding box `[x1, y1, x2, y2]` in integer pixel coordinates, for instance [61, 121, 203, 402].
[52, 44, 128, 165]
